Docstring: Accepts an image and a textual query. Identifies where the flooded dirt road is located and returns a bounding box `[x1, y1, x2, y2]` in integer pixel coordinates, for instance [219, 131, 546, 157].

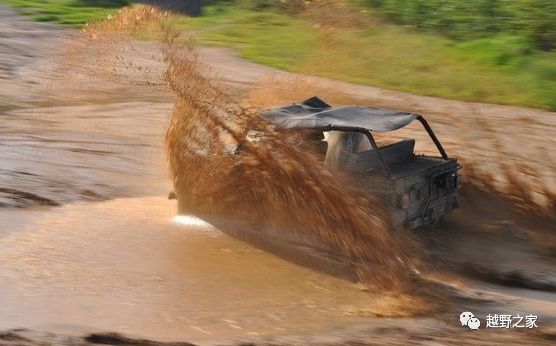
[1, 3, 554, 208]
[1, 197, 555, 345]
[0, 3, 173, 207]
[1, 4, 555, 345]
[0, 198, 384, 342]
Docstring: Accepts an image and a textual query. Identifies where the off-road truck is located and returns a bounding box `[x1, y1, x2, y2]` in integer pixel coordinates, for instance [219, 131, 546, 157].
[171, 97, 459, 277]
[262, 97, 459, 229]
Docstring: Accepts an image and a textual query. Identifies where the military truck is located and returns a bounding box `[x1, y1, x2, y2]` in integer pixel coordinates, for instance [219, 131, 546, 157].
[262, 97, 459, 229]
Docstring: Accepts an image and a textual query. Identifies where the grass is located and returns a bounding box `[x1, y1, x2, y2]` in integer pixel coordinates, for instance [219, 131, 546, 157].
[184, 4, 556, 110]
[0, 0, 129, 26]
[1, 0, 555, 110]
[185, 7, 318, 70]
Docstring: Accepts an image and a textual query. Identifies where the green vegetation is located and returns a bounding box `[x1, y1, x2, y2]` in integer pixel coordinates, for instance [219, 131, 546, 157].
[364, 0, 556, 51]
[0, 0, 129, 26]
[1, 0, 555, 110]
[186, 6, 318, 70]
[186, 3, 556, 110]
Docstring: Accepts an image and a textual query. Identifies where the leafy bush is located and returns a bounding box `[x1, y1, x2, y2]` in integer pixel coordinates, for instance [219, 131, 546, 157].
[365, 0, 556, 50]
[509, 0, 556, 50]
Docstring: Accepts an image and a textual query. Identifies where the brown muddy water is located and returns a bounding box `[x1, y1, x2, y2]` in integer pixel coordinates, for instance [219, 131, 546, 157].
[1, 4, 556, 345]
[0, 197, 386, 342]
[1, 199, 556, 345]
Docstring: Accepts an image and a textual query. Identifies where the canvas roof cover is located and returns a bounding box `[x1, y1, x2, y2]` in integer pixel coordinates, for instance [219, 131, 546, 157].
[262, 97, 419, 132]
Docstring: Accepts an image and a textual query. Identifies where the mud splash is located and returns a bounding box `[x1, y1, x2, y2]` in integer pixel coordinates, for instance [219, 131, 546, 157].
[163, 25, 418, 290]
[67, 7, 418, 292]
[61, 3, 556, 301]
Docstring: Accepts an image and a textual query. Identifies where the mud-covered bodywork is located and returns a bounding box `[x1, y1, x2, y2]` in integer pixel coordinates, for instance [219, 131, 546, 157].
[263, 97, 459, 229]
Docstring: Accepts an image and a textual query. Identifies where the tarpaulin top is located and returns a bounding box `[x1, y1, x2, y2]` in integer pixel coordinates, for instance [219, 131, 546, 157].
[262, 97, 419, 132]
